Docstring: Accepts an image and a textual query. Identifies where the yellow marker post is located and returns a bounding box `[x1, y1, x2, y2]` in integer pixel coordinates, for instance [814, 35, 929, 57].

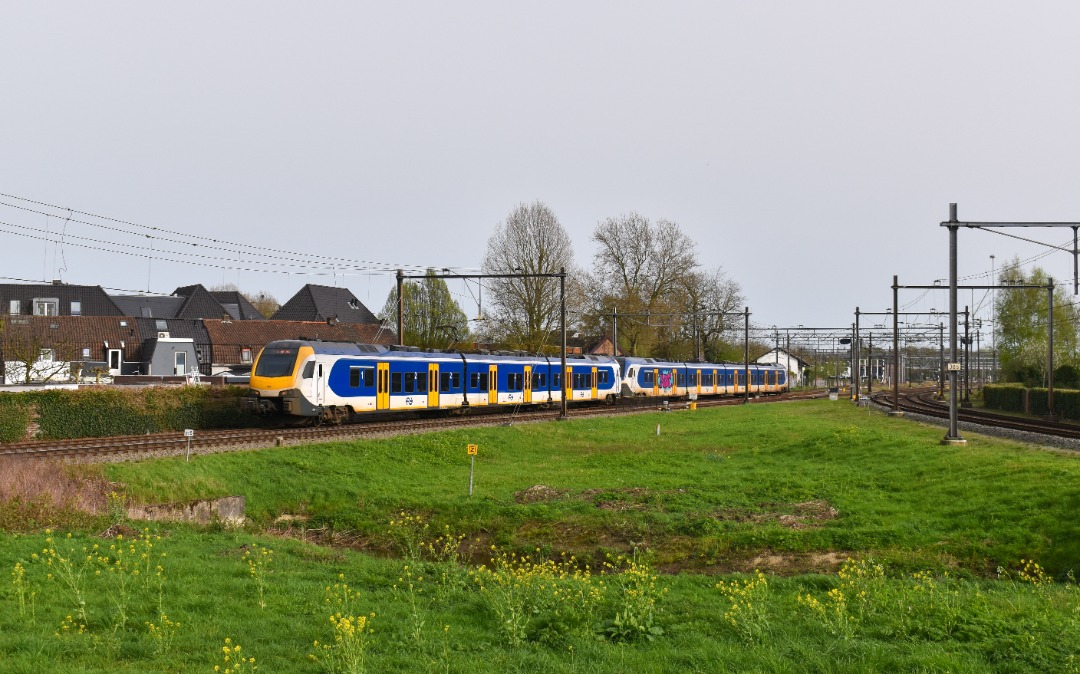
[467, 444, 478, 495]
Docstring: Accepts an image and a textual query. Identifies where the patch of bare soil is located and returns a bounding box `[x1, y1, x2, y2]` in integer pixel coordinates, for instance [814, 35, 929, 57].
[514, 484, 569, 504]
[99, 523, 141, 539]
[713, 499, 839, 530]
[659, 549, 853, 576]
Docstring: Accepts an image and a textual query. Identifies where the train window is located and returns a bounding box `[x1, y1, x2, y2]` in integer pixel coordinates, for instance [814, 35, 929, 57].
[479, 373, 489, 390]
[417, 372, 428, 393]
[404, 372, 416, 393]
[553, 373, 561, 389]
[598, 370, 608, 385]
[703, 373, 712, 386]
[642, 371, 654, 386]
[585, 373, 593, 388]
[441, 372, 451, 392]
[508, 373, 522, 391]
[364, 369, 373, 386]
[257, 348, 301, 378]
[391, 372, 403, 393]
[349, 367, 361, 387]
[301, 361, 315, 379]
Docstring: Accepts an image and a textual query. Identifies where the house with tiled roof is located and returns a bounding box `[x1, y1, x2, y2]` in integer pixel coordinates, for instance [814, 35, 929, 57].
[208, 291, 265, 320]
[202, 319, 396, 373]
[272, 284, 380, 325]
[1, 315, 139, 383]
[1, 282, 123, 317]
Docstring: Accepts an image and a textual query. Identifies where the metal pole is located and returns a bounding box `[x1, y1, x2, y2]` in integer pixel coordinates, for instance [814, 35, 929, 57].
[396, 269, 405, 347]
[962, 306, 971, 407]
[975, 320, 981, 390]
[612, 305, 618, 357]
[854, 308, 860, 401]
[991, 254, 996, 384]
[743, 307, 750, 404]
[867, 332, 873, 395]
[1074, 227, 1078, 295]
[891, 276, 902, 415]
[945, 203, 964, 443]
[938, 323, 945, 400]
[560, 268, 568, 420]
[1048, 278, 1056, 419]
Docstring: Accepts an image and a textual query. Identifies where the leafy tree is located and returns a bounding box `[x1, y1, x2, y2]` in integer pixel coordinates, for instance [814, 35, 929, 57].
[482, 201, 580, 352]
[994, 258, 1080, 385]
[380, 270, 469, 349]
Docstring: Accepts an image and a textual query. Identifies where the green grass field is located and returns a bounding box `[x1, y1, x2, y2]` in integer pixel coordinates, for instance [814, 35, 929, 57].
[3, 400, 1080, 672]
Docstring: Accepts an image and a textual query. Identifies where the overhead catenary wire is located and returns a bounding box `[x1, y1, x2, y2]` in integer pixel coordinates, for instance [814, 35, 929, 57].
[0, 192, 468, 277]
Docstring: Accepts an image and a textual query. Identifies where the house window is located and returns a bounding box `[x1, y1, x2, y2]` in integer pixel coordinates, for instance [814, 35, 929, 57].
[70, 301, 81, 316]
[8, 300, 19, 314]
[81, 348, 90, 359]
[32, 298, 58, 316]
[39, 348, 55, 362]
[240, 348, 253, 364]
[155, 319, 168, 331]
[119, 320, 127, 327]
[141, 307, 153, 317]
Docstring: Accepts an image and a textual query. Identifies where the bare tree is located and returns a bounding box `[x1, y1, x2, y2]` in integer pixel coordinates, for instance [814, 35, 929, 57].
[678, 268, 744, 361]
[482, 201, 579, 352]
[589, 213, 699, 356]
[1, 318, 75, 383]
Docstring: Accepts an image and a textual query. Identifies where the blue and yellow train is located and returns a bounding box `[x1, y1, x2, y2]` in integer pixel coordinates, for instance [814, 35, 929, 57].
[247, 340, 788, 424]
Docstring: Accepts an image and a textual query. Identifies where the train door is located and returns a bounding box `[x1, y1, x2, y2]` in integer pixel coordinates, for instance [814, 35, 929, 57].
[524, 365, 533, 404]
[652, 369, 659, 397]
[695, 369, 702, 396]
[376, 362, 390, 410]
[734, 369, 740, 395]
[566, 365, 573, 400]
[314, 362, 325, 406]
[591, 366, 598, 400]
[488, 364, 498, 405]
[428, 363, 439, 408]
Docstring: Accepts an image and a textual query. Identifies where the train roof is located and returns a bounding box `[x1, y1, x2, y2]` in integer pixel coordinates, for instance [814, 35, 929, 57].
[618, 356, 783, 370]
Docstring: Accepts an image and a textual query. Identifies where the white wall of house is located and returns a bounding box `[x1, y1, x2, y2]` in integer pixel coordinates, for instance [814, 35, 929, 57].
[756, 349, 805, 385]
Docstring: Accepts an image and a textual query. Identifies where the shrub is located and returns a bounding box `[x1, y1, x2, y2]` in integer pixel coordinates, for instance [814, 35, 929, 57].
[0, 393, 33, 442]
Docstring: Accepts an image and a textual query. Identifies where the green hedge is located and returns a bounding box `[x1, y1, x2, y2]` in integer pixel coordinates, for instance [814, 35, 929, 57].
[0, 394, 33, 442]
[983, 384, 1026, 413]
[0, 386, 259, 441]
[984, 383, 1080, 420]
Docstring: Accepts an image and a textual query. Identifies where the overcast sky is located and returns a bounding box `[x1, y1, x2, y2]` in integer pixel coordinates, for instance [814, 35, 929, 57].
[2, 2, 1078, 338]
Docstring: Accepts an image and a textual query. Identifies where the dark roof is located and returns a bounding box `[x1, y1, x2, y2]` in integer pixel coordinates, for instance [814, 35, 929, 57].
[133, 318, 211, 345]
[110, 295, 185, 318]
[272, 284, 379, 325]
[172, 285, 231, 320]
[1, 315, 139, 363]
[0, 283, 124, 316]
[202, 319, 395, 365]
[208, 291, 265, 320]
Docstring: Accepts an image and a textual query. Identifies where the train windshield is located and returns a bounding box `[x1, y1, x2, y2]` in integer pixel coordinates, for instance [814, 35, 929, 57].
[254, 347, 299, 378]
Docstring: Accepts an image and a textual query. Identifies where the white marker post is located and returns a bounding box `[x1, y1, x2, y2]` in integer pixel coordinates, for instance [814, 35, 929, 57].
[184, 428, 194, 461]
[467, 444, 478, 496]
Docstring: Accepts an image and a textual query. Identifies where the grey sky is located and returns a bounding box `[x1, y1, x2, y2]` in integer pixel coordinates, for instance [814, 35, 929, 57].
[2, 2, 1078, 336]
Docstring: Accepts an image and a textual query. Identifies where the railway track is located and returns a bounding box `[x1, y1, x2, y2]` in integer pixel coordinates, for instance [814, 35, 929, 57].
[0, 389, 827, 462]
[869, 388, 1080, 440]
